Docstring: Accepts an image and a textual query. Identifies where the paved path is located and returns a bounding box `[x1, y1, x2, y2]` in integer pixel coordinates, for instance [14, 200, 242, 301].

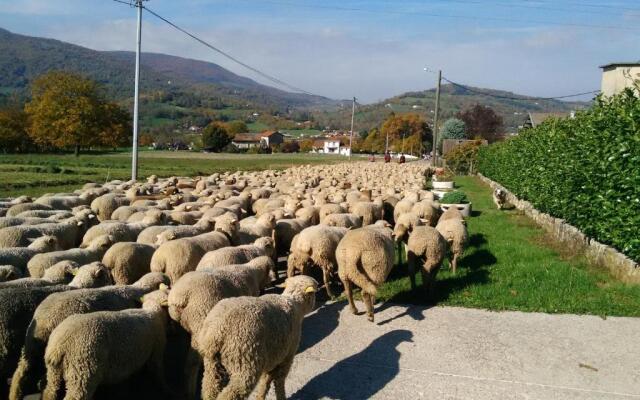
[270, 301, 640, 399]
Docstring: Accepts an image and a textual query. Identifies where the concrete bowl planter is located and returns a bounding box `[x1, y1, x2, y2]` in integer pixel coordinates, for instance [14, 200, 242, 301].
[431, 189, 454, 199]
[440, 203, 472, 218]
[432, 181, 454, 190]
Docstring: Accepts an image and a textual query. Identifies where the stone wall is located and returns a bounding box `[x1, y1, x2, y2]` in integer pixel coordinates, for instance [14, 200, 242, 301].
[478, 174, 640, 284]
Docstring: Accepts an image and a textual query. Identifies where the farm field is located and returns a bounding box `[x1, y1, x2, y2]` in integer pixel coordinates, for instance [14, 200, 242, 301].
[375, 176, 640, 317]
[0, 152, 346, 197]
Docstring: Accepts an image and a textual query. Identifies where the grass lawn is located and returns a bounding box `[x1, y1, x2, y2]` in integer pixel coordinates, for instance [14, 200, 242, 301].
[0, 152, 344, 197]
[376, 176, 640, 317]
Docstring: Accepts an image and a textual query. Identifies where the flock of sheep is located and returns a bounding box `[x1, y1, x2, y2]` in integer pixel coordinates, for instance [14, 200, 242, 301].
[0, 161, 468, 400]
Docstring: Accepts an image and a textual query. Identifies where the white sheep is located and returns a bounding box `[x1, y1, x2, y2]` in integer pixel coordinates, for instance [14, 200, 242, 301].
[196, 237, 276, 270]
[406, 226, 448, 294]
[0, 235, 61, 276]
[27, 235, 114, 278]
[435, 218, 468, 274]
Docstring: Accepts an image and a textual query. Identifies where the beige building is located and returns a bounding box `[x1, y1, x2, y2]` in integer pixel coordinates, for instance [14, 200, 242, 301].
[600, 62, 640, 97]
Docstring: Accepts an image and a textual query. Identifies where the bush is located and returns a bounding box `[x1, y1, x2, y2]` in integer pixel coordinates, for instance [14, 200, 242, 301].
[478, 88, 640, 261]
[445, 140, 483, 175]
[440, 190, 469, 204]
[438, 118, 466, 150]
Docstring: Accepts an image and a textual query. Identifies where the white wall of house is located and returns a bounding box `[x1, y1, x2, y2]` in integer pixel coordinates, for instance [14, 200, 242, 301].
[323, 140, 341, 154]
[601, 65, 640, 97]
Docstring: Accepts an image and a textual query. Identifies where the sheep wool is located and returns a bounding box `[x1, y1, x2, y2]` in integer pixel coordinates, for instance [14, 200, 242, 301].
[406, 225, 448, 294]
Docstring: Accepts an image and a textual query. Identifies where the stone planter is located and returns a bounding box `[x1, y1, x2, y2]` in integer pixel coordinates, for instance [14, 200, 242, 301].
[441, 203, 472, 218]
[432, 181, 454, 190]
[432, 189, 453, 199]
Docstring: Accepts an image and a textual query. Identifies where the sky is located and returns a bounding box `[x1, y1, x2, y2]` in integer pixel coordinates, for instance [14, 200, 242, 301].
[0, 0, 638, 103]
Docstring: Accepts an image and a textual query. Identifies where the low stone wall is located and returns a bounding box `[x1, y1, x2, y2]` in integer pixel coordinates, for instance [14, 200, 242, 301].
[478, 174, 640, 284]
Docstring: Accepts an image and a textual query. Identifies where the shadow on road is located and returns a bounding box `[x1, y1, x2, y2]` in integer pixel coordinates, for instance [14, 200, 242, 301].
[299, 301, 345, 353]
[290, 329, 413, 400]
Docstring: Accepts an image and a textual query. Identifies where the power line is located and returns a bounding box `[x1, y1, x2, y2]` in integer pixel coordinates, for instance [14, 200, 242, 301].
[113, 0, 323, 97]
[441, 77, 599, 100]
[242, 0, 639, 31]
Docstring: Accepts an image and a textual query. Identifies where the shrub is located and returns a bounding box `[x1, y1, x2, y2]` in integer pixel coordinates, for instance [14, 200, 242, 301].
[438, 118, 466, 150]
[440, 190, 469, 204]
[445, 140, 483, 175]
[478, 88, 640, 261]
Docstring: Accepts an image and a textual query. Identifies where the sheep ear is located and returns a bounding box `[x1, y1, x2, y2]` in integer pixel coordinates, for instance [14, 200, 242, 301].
[275, 282, 286, 289]
[159, 283, 169, 291]
[139, 296, 145, 304]
[305, 286, 317, 294]
[70, 269, 78, 276]
[88, 214, 96, 219]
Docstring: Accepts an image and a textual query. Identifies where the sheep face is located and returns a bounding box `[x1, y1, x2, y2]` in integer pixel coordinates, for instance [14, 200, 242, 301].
[283, 275, 318, 314]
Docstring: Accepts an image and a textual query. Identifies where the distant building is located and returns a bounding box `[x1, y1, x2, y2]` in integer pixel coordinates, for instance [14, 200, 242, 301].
[600, 62, 640, 97]
[523, 112, 573, 129]
[311, 138, 351, 156]
[232, 131, 284, 149]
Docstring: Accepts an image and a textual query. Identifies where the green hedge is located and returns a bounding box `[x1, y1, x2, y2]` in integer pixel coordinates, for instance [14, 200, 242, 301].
[478, 89, 640, 262]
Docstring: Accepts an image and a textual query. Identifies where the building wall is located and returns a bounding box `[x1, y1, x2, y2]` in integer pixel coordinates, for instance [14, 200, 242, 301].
[601, 66, 640, 97]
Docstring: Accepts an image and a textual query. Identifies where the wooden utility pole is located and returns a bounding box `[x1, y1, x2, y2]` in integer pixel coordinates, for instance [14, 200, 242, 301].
[349, 97, 356, 160]
[432, 69, 441, 167]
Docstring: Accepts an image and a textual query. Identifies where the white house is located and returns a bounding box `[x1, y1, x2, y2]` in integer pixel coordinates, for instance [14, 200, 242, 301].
[312, 139, 351, 156]
[600, 62, 640, 97]
[323, 140, 341, 154]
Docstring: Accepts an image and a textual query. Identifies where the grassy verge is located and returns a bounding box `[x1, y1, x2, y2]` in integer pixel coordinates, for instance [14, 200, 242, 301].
[377, 176, 640, 317]
[0, 152, 344, 197]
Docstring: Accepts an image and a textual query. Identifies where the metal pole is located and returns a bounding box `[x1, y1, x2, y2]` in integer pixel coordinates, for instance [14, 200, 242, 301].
[349, 96, 356, 160]
[131, 0, 143, 181]
[385, 132, 389, 154]
[432, 69, 441, 167]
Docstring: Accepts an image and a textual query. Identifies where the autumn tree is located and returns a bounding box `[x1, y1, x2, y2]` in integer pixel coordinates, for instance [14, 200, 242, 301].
[0, 103, 32, 153]
[202, 122, 231, 152]
[456, 104, 504, 143]
[299, 139, 314, 152]
[98, 102, 132, 149]
[380, 113, 432, 155]
[224, 120, 248, 136]
[25, 71, 131, 155]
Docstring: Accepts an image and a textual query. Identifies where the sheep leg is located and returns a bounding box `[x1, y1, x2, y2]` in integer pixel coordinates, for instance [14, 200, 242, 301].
[201, 357, 225, 400]
[9, 349, 40, 400]
[286, 257, 296, 278]
[215, 372, 258, 400]
[270, 358, 294, 400]
[407, 251, 418, 291]
[451, 253, 458, 275]
[341, 278, 359, 315]
[321, 267, 335, 299]
[362, 292, 375, 322]
[41, 365, 63, 400]
[63, 373, 99, 400]
[184, 347, 202, 400]
[254, 373, 273, 400]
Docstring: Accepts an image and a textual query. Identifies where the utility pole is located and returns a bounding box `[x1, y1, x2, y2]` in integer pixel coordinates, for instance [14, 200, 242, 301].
[131, 0, 146, 181]
[349, 97, 356, 160]
[432, 69, 442, 167]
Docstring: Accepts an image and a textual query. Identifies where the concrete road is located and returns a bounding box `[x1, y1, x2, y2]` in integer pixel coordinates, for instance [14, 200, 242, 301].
[270, 302, 640, 400]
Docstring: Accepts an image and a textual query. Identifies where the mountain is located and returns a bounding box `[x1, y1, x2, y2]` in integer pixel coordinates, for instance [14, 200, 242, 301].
[314, 84, 591, 132]
[0, 27, 337, 110]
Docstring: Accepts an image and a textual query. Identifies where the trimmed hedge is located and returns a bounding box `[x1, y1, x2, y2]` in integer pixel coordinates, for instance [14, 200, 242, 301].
[478, 89, 640, 262]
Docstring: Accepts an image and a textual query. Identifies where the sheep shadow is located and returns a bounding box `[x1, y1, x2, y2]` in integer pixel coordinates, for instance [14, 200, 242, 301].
[289, 330, 413, 400]
[471, 210, 482, 217]
[375, 302, 427, 325]
[298, 300, 345, 353]
[468, 233, 487, 248]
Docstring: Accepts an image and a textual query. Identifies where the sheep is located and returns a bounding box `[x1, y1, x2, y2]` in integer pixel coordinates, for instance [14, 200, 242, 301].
[168, 259, 274, 399]
[8, 272, 169, 400]
[287, 225, 349, 298]
[41, 287, 170, 400]
[79, 210, 164, 247]
[5, 203, 53, 217]
[318, 203, 345, 222]
[0, 285, 72, 396]
[196, 237, 276, 270]
[102, 242, 156, 285]
[435, 218, 468, 274]
[0, 216, 54, 229]
[0, 235, 61, 275]
[0, 261, 79, 289]
[137, 225, 174, 245]
[66, 261, 113, 288]
[438, 205, 465, 223]
[154, 218, 216, 245]
[393, 212, 424, 243]
[237, 213, 277, 245]
[111, 205, 151, 221]
[336, 225, 395, 322]
[34, 193, 93, 210]
[90, 193, 130, 221]
[274, 217, 311, 257]
[406, 226, 448, 295]
[294, 206, 319, 225]
[411, 199, 440, 226]
[322, 213, 363, 228]
[15, 209, 74, 219]
[167, 210, 203, 225]
[27, 235, 114, 278]
[393, 198, 415, 223]
[0, 216, 92, 249]
[0, 265, 21, 282]
[150, 231, 231, 283]
[194, 275, 318, 400]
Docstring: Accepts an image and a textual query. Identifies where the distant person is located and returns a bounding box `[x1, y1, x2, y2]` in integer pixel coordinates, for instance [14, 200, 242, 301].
[384, 152, 391, 163]
[399, 154, 406, 164]
[369, 153, 376, 162]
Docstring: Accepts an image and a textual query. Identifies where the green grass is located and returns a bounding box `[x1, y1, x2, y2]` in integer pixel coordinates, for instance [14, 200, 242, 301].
[0, 152, 344, 197]
[247, 121, 271, 132]
[376, 176, 640, 317]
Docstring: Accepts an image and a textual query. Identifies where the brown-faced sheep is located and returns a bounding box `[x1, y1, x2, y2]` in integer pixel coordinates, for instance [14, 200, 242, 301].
[194, 275, 318, 400]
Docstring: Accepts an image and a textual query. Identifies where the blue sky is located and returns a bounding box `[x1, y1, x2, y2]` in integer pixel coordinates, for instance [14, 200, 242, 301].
[0, 0, 638, 102]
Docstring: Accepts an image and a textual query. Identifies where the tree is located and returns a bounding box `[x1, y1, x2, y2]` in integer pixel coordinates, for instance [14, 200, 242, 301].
[360, 128, 386, 153]
[457, 104, 504, 143]
[98, 102, 132, 149]
[381, 113, 432, 154]
[438, 118, 466, 150]
[299, 139, 314, 152]
[139, 133, 155, 147]
[0, 103, 32, 153]
[202, 122, 231, 152]
[224, 120, 248, 136]
[281, 141, 300, 153]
